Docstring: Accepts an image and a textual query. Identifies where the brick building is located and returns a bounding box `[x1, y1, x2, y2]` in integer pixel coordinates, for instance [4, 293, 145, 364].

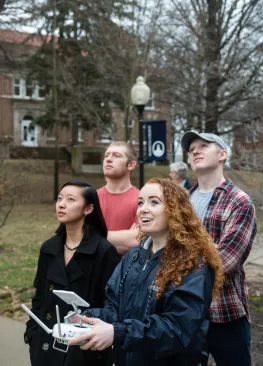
[0, 29, 172, 160]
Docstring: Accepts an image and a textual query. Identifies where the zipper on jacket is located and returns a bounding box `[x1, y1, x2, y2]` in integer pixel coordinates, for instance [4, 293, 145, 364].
[143, 253, 151, 271]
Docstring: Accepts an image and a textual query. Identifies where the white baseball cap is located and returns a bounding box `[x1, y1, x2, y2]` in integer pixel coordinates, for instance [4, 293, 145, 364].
[181, 131, 228, 152]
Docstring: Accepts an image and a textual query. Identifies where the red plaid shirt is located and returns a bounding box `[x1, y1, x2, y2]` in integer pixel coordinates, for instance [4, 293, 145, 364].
[190, 180, 257, 323]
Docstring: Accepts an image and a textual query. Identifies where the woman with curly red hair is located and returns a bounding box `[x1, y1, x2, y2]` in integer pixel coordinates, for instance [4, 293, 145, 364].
[70, 178, 223, 366]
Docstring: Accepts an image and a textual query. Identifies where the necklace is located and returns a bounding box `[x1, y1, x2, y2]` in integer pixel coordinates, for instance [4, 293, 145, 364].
[65, 242, 80, 251]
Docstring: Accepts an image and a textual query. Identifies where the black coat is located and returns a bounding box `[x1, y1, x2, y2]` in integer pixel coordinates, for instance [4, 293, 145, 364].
[88, 240, 214, 366]
[183, 178, 193, 190]
[24, 227, 120, 366]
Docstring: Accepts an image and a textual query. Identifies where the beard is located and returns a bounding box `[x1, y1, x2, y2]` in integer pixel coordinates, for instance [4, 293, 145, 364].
[104, 168, 127, 179]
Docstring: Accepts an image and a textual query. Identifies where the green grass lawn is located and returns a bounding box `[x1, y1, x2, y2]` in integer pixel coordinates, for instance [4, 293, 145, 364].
[0, 160, 262, 317]
[0, 204, 57, 289]
[0, 203, 57, 316]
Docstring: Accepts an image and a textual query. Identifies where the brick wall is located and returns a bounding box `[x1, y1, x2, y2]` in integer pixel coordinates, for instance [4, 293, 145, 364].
[0, 75, 12, 95]
[0, 74, 13, 136]
[232, 122, 263, 171]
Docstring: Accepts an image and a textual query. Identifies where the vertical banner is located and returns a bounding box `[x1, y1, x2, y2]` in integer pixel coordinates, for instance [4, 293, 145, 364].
[144, 120, 167, 161]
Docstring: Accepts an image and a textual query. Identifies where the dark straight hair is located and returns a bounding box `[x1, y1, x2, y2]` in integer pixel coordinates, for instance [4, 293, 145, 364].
[55, 180, 108, 238]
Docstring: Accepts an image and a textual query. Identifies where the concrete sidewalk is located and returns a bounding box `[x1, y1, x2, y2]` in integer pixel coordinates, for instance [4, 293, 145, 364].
[0, 316, 29, 366]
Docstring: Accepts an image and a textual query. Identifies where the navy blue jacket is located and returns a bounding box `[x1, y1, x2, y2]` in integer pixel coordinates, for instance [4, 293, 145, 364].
[88, 239, 214, 366]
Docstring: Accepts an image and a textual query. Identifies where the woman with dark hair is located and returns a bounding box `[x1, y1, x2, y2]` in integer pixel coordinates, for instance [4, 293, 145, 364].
[24, 180, 120, 366]
[70, 178, 223, 366]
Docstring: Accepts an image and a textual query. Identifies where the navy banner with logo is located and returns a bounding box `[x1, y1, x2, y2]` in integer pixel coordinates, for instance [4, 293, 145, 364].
[144, 120, 167, 161]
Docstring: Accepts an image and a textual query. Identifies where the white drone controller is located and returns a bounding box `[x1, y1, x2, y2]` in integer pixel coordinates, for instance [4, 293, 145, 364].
[21, 290, 93, 353]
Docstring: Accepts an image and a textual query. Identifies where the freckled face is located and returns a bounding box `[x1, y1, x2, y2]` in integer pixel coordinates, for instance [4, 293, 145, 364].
[56, 186, 89, 225]
[137, 183, 169, 236]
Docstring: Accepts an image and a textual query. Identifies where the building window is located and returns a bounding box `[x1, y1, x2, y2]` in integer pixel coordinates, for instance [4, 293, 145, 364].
[245, 124, 252, 144]
[25, 80, 34, 98]
[13, 78, 45, 99]
[46, 127, 55, 141]
[97, 125, 113, 143]
[129, 120, 135, 128]
[245, 119, 260, 144]
[123, 120, 135, 129]
[145, 91, 155, 110]
[14, 79, 22, 96]
[99, 134, 112, 143]
[37, 85, 45, 98]
[245, 133, 250, 144]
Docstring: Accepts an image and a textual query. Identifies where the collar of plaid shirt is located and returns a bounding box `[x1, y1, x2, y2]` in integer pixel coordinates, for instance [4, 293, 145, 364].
[190, 180, 257, 323]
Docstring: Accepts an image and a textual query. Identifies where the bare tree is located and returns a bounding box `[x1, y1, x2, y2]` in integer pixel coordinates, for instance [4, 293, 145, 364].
[3, 0, 262, 142]
[157, 0, 263, 135]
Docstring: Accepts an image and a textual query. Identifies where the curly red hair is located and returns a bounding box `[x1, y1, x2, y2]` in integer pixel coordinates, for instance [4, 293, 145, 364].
[139, 178, 224, 299]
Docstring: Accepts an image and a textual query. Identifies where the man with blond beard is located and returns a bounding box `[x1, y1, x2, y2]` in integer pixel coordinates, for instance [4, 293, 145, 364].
[98, 141, 139, 255]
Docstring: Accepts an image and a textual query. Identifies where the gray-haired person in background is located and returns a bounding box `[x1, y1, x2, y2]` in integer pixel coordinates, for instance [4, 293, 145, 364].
[169, 162, 193, 190]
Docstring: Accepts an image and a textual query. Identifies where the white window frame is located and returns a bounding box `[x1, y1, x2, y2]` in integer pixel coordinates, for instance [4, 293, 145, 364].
[45, 126, 55, 142]
[245, 134, 250, 144]
[13, 78, 45, 100]
[98, 136, 112, 143]
[24, 79, 34, 99]
[13, 78, 23, 97]
[129, 120, 135, 128]
[122, 120, 135, 128]
[97, 125, 113, 143]
[36, 84, 45, 99]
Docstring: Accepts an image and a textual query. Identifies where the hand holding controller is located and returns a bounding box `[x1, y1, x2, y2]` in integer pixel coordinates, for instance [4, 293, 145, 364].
[52, 321, 94, 347]
[21, 290, 93, 353]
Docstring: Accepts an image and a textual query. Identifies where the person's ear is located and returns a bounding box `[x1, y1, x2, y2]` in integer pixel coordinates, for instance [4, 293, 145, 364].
[219, 150, 227, 162]
[84, 204, 94, 216]
[128, 160, 137, 171]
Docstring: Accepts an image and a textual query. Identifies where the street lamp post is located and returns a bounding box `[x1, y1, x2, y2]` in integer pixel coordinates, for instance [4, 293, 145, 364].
[131, 76, 150, 188]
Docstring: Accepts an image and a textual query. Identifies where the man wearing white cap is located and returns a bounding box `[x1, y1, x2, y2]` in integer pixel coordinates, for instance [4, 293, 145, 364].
[181, 131, 257, 366]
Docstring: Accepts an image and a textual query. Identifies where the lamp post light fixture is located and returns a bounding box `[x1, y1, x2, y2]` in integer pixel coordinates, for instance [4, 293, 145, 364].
[131, 76, 151, 188]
